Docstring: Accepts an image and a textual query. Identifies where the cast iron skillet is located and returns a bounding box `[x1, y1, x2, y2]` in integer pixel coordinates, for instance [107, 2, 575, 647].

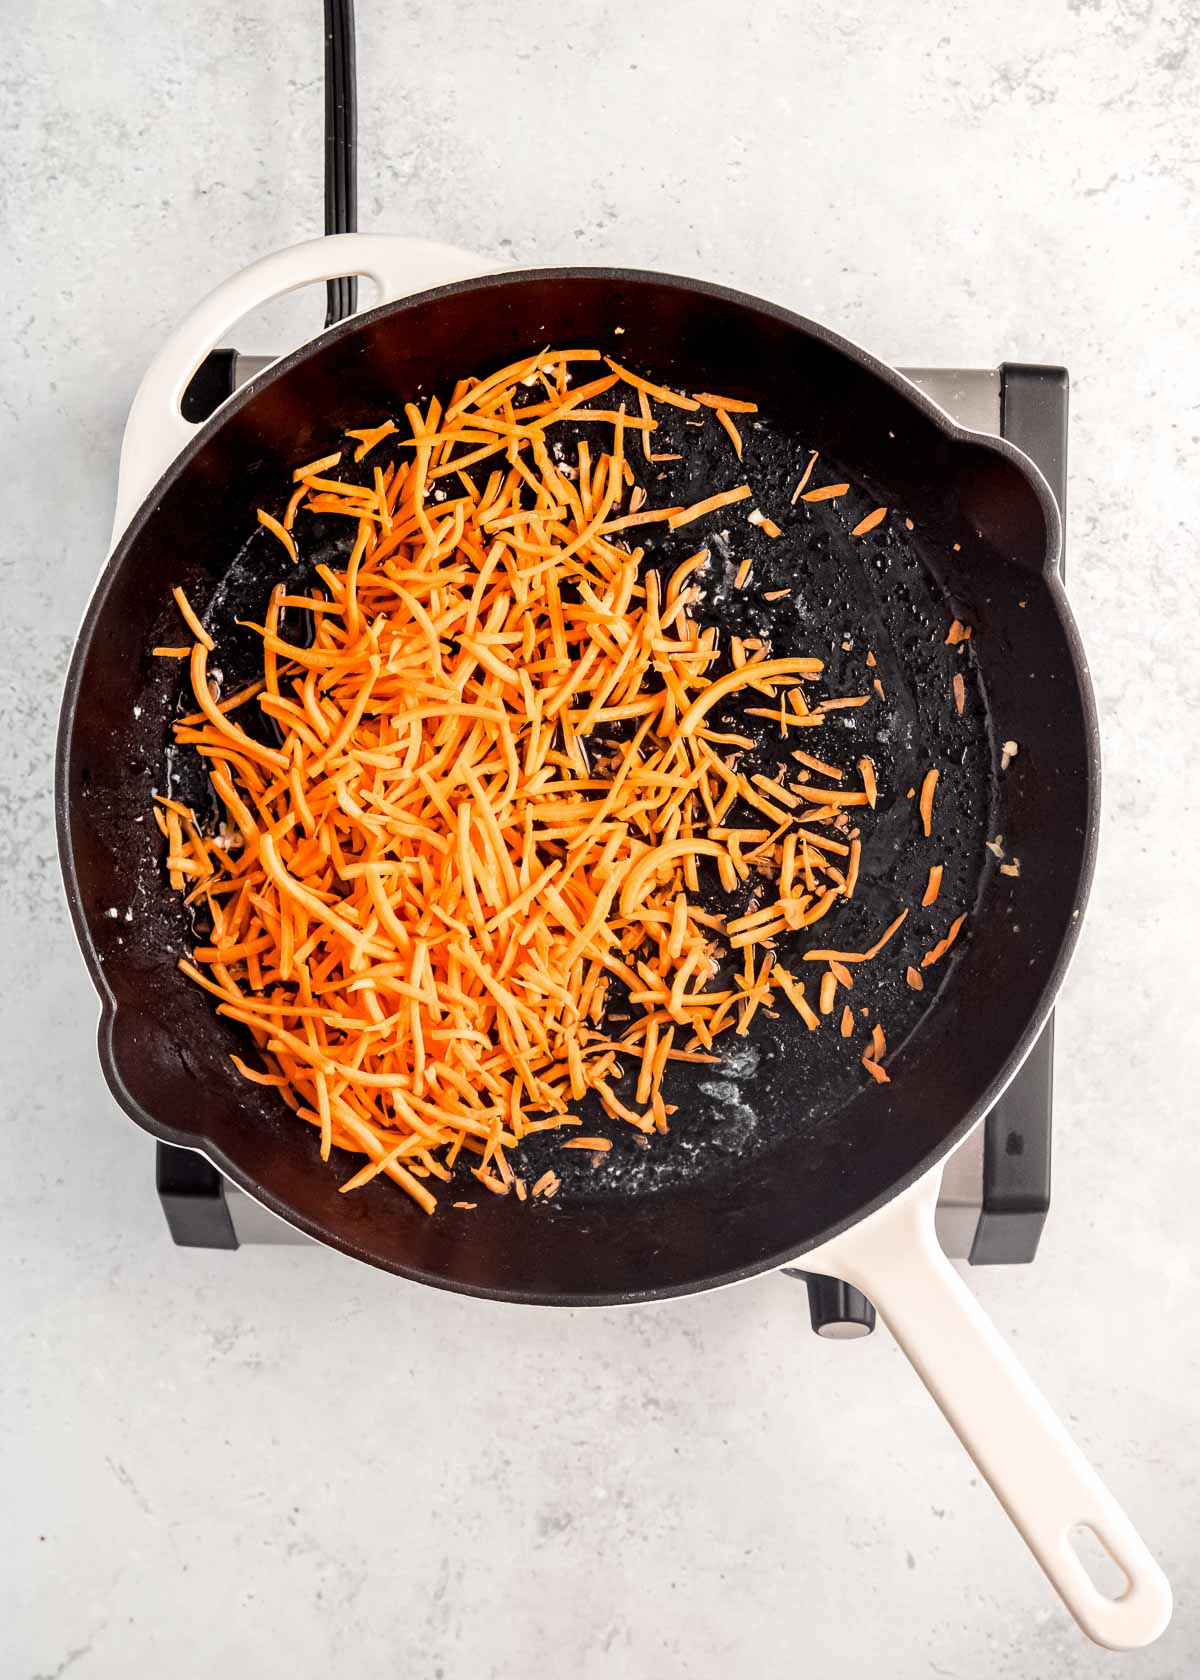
[57, 266, 1097, 1304]
[57, 250, 1177, 1649]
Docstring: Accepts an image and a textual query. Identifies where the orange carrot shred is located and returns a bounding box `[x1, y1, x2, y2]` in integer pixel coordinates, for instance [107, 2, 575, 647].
[791, 452, 819, 502]
[919, 768, 939, 837]
[668, 483, 752, 529]
[859, 757, 877, 809]
[293, 451, 342, 482]
[714, 408, 743, 460]
[921, 913, 967, 969]
[692, 392, 759, 413]
[257, 508, 298, 562]
[171, 586, 215, 652]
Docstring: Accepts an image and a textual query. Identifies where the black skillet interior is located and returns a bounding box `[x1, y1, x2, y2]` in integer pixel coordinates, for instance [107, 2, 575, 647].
[57, 270, 1097, 1303]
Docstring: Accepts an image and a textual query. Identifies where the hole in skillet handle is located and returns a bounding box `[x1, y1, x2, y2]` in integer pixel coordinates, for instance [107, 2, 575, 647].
[1068, 1523, 1133, 1602]
[181, 350, 240, 425]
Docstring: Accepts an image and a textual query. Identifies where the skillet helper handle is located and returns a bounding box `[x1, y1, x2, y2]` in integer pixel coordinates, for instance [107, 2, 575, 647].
[111, 233, 494, 544]
[804, 1170, 1171, 1650]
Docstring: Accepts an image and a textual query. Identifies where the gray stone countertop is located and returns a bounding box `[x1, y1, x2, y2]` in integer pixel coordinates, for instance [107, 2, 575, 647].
[2, 2, 1197, 1676]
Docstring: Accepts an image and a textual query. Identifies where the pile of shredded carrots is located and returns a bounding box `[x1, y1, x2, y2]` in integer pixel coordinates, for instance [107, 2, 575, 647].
[154, 348, 964, 1213]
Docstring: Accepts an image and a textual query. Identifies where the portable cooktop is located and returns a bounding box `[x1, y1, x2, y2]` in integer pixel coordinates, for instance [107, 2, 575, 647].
[155, 337, 1069, 1340]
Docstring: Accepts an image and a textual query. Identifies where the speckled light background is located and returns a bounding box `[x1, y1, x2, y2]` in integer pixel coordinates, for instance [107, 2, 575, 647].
[3, 2, 1198, 1676]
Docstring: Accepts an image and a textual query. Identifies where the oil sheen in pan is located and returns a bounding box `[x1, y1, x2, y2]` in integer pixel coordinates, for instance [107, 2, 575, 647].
[164, 388, 994, 1206]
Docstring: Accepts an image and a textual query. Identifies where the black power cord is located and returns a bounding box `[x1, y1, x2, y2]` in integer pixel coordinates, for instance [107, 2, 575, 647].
[324, 0, 358, 326]
[182, 3, 359, 419]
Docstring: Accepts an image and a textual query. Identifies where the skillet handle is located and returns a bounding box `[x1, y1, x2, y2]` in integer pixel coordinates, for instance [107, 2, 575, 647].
[111, 233, 495, 544]
[804, 1169, 1171, 1650]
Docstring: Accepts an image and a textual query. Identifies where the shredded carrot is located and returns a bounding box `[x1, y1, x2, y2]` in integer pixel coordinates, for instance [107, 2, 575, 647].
[693, 392, 759, 413]
[666, 548, 710, 603]
[676, 657, 823, 735]
[668, 483, 752, 529]
[865, 909, 908, 959]
[257, 508, 298, 562]
[152, 646, 191, 659]
[919, 767, 939, 837]
[603, 358, 700, 412]
[293, 451, 342, 481]
[921, 913, 967, 969]
[803, 908, 907, 965]
[346, 420, 398, 461]
[905, 965, 924, 991]
[283, 485, 306, 530]
[802, 482, 849, 503]
[155, 347, 947, 1213]
[844, 837, 861, 898]
[858, 757, 877, 809]
[171, 587, 215, 652]
[953, 670, 965, 715]
[946, 619, 972, 646]
[714, 408, 743, 460]
[852, 507, 887, 537]
[751, 513, 782, 538]
[922, 863, 943, 906]
[774, 968, 819, 1029]
[734, 556, 754, 589]
[792, 749, 841, 780]
[791, 452, 819, 502]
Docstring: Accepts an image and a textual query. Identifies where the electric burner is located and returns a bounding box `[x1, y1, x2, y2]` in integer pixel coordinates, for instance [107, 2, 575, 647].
[154, 337, 1068, 1338]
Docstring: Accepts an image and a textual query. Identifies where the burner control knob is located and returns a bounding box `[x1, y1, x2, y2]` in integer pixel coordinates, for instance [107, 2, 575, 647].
[783, 1270, 877, 1338]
